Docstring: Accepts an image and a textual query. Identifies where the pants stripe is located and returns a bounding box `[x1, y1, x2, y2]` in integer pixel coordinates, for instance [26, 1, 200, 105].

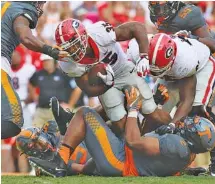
[202, 57, 215, 105]
[95, 126, 124, 171]
[1, 2, 11, 18]
[1, 69, 21, 123]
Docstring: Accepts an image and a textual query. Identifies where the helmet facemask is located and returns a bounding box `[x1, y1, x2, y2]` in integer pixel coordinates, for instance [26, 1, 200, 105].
[149, 1, 180, 22]
[34, 1, 46, 17]
[61, 28, 88, 63]
[150, 60, 173, 78]
[16, 128, 56, 160]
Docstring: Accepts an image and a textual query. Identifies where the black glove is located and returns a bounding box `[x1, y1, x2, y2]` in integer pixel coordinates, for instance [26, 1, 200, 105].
[155, 123, 175, 135]
[42, 45, 60, 60]
[154, 84, 169, 105]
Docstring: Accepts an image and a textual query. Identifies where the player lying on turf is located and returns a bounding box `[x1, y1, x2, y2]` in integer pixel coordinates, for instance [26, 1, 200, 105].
[29, 86, 215, 177]
[16, 84, 169, 176]
[16, 120, 94, 176]
[54, 18, 172, 138]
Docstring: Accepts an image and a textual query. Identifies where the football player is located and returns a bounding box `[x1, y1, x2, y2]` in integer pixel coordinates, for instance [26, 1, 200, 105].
[148, 33, 215, 175]
[148, 1, 215, 53]
[52, 18, 172, 139]
[16, 120, 93, 176]
[1, 1, 68, 139]
[29, 87, 215, 177]
[148, 1, 215, 125]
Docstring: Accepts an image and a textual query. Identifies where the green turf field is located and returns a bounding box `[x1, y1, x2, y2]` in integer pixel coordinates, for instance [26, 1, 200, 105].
[1, 175, 215, 184]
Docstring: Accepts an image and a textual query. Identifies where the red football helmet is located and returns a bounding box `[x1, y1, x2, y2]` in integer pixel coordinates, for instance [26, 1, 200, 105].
[55, 18, 88, 62]
[148, 33, 177, 77]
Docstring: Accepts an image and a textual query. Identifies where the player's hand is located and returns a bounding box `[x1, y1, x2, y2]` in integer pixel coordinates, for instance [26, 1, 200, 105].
[136, 55, 150, 77]
[154, 84, 169, 105]
[42, 45, 69, 60]
[174, 30, 189, 37]
[97, 64, 114, 86]
[155, 123, 175, 135]
[125, 86, 142, 112]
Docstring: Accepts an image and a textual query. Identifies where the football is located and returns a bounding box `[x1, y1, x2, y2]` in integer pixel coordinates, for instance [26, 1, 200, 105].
[88, 63, 107, 86]
[75, 63, 110, 97]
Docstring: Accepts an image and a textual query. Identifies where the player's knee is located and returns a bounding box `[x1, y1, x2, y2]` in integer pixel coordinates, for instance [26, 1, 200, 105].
[1, 120, 21, 139]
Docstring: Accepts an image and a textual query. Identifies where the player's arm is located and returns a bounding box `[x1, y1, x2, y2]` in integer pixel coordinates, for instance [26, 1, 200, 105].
[13, 16, 68, 60]
[75, 73, 110, 97]
[172, 75, 196, 124]
[191, 26, 215, 53]
[114, 22, 148, 54]
[184, 6, 215, 53]
[124, 87, 160, 156]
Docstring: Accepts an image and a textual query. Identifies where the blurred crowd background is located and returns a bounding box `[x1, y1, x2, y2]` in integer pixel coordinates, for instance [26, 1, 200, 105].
[1, 1, 215, 175]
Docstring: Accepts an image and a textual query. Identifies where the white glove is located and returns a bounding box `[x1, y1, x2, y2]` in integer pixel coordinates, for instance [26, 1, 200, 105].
[97, 64, 114, 86]
[174, 30, 190, 37]
[136, 56, 150, 77]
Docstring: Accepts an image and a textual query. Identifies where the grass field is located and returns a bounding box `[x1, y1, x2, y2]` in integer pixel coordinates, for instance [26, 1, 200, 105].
[2, 175, 215, 184]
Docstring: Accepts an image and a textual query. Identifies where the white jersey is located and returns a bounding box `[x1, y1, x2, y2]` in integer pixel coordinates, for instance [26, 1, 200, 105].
[127, 36, 210, 80]
[11, 64, 36, 100]
[58, 21, 131, 78]
[165, 37, 210, 80]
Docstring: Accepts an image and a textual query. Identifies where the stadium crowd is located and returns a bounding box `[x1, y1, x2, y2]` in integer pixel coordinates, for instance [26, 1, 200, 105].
[1, 1, 215, 175]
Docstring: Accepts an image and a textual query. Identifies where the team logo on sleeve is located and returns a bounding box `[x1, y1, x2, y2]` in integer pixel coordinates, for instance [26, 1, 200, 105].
[165, 47, 173, 59]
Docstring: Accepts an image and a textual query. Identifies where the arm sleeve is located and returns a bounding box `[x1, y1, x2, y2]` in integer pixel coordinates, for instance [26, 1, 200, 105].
[12, 7, 38, 29]
[87, 21, 116, 46]
[182, 6, 206, 31]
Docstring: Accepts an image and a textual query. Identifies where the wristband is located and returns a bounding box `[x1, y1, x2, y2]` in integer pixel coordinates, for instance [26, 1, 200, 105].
[42, 45, 59, 60]
[128, 110, 138, 118]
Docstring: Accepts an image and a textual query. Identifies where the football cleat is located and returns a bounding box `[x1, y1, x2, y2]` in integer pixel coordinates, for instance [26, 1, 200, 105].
[29, 153, 67, 178]
[209, 163, 215, 176]
[184, 167, 207, 176]
[50, 97, 74, 135]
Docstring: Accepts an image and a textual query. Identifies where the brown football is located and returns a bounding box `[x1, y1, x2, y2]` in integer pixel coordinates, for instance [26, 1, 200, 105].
[75, 63, 110, 97]
[88, 63, 107, 86]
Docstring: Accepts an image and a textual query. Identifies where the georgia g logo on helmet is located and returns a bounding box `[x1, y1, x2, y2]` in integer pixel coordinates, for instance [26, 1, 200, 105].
[165, 47, 174, 59]
[72, 20, 80, 29]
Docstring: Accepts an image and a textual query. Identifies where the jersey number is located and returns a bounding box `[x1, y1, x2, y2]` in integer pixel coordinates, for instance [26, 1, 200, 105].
[12, 77, 19, 89]
[102, 22, 114, 33]
[102, 51, 118, 65]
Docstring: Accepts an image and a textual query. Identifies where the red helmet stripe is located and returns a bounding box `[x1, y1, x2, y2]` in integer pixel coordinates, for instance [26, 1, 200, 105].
[58, 21, 66, 43]
[152, 33, 165, 65]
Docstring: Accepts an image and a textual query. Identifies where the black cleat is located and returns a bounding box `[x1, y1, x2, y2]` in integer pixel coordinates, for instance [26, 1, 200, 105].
[184, 167, 207, 176]
[50, 97, 74, 135]
[29, 153, 67, 178]
[209, 163, 215, 176]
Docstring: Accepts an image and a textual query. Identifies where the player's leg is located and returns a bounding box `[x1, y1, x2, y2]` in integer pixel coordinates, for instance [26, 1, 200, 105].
[29, 107, 125, 177]
[99, 87, 127, 136]
[50, 96, 74, 135]
[1, 69, 23, 139]
[190, 57, 215, 176]
[67, 142, 92, 175]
